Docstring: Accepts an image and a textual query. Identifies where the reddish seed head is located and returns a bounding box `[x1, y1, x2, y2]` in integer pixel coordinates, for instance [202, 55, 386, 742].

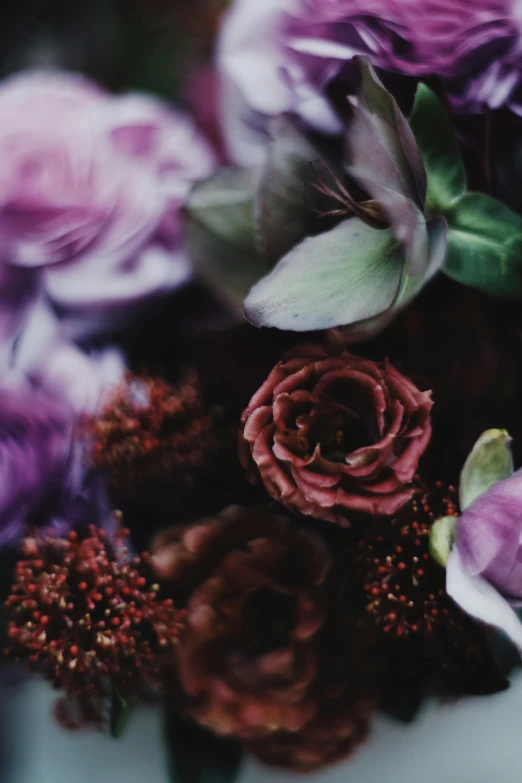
[89, 370, 219, 496]
[5, 526, 184, 730]
[356, 481, 461, 643]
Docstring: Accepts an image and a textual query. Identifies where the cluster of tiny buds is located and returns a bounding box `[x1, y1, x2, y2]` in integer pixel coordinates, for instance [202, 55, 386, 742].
[356, 480, 459, 639]
[90, 370, 220, 494]
[5, 523, 184, 727]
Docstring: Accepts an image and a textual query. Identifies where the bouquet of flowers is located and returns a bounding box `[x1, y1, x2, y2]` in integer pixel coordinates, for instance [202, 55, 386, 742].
[3, 0, 522, 778]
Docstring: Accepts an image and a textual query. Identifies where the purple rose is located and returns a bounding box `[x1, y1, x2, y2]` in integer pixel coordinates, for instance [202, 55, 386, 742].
[0, 71, 216, 337]
[218, 0, 522, 164]
[0, 380, 71, 547]
[0, 302, 126, 547]
[0, 371, 119, 548]
[447, 469, 522, 650]
[6, 299, 125, 416]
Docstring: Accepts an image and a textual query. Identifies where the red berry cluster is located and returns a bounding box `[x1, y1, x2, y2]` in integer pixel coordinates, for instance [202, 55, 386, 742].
[355, 481, 459, 639]
[5, 525, 183, 727]
[91, 370, 219, 495]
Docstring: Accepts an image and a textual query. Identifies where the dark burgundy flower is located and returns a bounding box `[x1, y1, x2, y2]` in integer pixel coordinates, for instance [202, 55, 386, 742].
[356, 482, 460, 642]
[247, 697, 371, 772]
[355, 482, 501, 690]
[239, 343, 433, 526]
[152, 506, 331, 738]
[246, 599, 376, 771]
[90, 370, 219, 497]
[152, 506, 377, 769]
[5, 526, 183, 728]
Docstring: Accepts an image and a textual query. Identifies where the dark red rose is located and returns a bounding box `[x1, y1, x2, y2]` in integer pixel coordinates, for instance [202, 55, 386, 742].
[239, 343, 433, 526]
[246, 595, 376, 771]
[247, 675, 372, 772]
[152, 506, 331, 739]
[152, 506, 376, 768]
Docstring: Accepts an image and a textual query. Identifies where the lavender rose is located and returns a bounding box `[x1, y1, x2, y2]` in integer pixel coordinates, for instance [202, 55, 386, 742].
[0, 370, 120, 548]
[0, 71, 215, 337]
[6, 300, 125, 417]
[447, 469, 522, 650]
[0, 303, 126, 547]
[219, 0, 522, 164]
[239, 343, 432, 525]
[0, 382, 71, 547]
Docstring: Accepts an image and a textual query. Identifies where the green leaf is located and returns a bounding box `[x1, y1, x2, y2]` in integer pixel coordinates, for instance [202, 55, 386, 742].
[110, 685, 131, 739]
[443, 193, 522, 297]
[185, 167, 268, 309]
[409, 84, 466, 214]
[459, 428, 514, 510]
[429, 515, 457, 568]
[256, 115, 333, 265]
[244, 219, 403, 331]
[340, 215, 447, 341]
[166, 714, 242, 783]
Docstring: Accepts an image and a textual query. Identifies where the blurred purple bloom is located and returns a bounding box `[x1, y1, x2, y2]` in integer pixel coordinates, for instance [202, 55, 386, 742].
[10, 299, 126, 416]
[219, 0, 522, 164]
[0, 373, 118, 548]
[0, 381, 71, 548]
[0, 71, 216, 338]
[447, 469, 522, 650]
[0, 302, 125, 548]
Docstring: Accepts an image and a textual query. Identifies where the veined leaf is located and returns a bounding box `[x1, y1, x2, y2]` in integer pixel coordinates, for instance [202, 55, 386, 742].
[185, 167, 267, 308]
[244, 218, 403, 331]
[444, 193, 522, 298]
[409, 83, 466, 214]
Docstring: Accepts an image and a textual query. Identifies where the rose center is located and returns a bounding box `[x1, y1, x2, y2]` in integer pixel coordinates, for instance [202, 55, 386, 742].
[312, 380, 379, 460]
[241, 586, 298, 655]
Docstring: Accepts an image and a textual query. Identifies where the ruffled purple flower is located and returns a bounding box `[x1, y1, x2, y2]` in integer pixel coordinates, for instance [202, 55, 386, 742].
[0, 71, 216, 337]
[0, 374, 119, 548]
[0, 302, 126, 548]
[447, 469, 522, 650]
[9, 299, 126, 417]
[0, 381, 71, 547]
[219, 0, 522, 164]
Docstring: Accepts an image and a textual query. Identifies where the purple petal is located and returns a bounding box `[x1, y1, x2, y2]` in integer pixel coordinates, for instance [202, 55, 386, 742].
[447, 548, 522, 650]
[455, 468, 522, 598]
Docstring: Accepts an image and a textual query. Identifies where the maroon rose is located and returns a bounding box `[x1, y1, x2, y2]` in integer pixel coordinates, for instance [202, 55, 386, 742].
[152, 505, 377, 771]
[239, 344, 432, 526]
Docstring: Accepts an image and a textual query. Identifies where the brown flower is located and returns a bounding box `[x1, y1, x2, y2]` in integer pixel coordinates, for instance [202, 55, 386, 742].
[152, 506, 377, 770]
[247, 683, 372, 772]
[246, 607, 375, 771]
[5, 526, 183, 728]
[239, 343, 432, 526]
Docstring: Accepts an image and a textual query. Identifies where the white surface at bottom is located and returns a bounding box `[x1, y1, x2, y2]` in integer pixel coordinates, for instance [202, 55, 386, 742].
[2, 672, 522, 783]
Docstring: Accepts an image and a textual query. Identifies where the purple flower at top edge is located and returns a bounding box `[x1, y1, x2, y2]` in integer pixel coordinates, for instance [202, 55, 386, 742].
[447, 468, 522, 650]
[0, 70, 216, 339]
[218, 0, 522, 164]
